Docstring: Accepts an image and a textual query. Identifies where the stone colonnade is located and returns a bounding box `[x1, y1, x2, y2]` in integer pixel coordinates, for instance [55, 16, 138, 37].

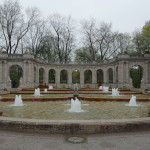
[0, 52, 150, 90]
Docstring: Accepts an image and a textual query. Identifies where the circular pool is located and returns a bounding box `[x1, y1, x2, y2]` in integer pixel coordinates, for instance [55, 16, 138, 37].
[1, 101, 150, 120]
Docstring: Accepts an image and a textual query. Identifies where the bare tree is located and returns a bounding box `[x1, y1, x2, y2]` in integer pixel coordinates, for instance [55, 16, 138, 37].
[76, 19, 132, 62]
[25, 19, 46, 56]
[81, 18, 97, 61]
[76, 20, 115, 62]
[0, 0, 39, 55]
[94, 22, 115, 60]
[48, 14, 75, 63]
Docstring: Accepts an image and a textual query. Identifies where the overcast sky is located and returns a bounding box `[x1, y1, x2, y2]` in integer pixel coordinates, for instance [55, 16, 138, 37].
[3, 0, 150, 33]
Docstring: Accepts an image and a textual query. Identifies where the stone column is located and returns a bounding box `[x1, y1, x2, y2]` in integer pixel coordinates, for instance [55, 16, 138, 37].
[28, 61, 32, 86]
[29, 61, 35, 88]
[148, 62, 150, 84]
[113, 67, 115, 84]
[19, 77, 23, 89]
[25, 61, 30, 87]
[44, 68, 49, 85]
[92, 68, 96, 88]
[55, 69, 60, 88]
[125, 62, 130, 88]
[124, 62, 128, 83]
[103, 68, 108, 85]
[68, 69, 72, 88]
[0, 61, 2, 88]
[80, 68, 84, 88]
[36, 67, 39, 85]
[141, 62, 148, 89]
[118, 61, 124, 88]
[144, 62, 148, 84]
[25, 61, 33, 88]
[4, 61, 8, 88]
[113, 67, 116, 84]
[23, 61, 27, 87]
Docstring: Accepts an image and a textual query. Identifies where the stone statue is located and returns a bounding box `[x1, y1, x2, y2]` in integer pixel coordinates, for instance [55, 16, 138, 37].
[7, 76, 11, 88]
[73, 83, 79, 97]
[74, 83, 78, 91]
[19, 77, 23, 88]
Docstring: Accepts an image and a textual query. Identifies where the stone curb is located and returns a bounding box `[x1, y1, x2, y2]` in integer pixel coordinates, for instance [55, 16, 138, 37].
[0, 117, 150, 134]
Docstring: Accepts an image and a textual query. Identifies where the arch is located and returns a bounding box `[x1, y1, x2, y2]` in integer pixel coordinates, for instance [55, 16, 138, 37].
[72, 70, 80, 84]
[97, 69, 103, 85]
[49, 69, 56, 83]
[130, 65, 143, 88]
[108, 68, 113, 83]
[9, 65, 23, 88]
[84, 70, 92, 84]
[60, 69, 68, 84]
[39, 68, 45, 84]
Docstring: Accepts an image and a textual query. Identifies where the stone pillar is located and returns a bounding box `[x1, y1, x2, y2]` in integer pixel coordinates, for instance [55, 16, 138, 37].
[113, 67, 116, 84]
[113, 67, 115, 84]
[55, 69, 60, 88]
[23, 61, 27, 87]
[68, 69, 72, 88]
[36, 67, 39, 85]
[33, 65, 38, 87]
[25, 61, 29, 87]
[44, 68, 49, 84]
[144, 62, 148, 83]
[7, 76, 12, 89]
[80, 68, 84, 88]
[28, 61, 32, 86]
[29, 61, 35, 88]
[4, 61, 8, 89]
[25, 61, 33, 88]
[19, 77, 23, 89]
[148, 62, 150, 84]
[118, 61, 124, 88]
[92, 69, 96, 88]
[103, 68, 108, 85]
[23, 61, 35, 88]
[125, 62, 130, 88]
[0, 61, 2, 89]
[141, 62, 148, 89]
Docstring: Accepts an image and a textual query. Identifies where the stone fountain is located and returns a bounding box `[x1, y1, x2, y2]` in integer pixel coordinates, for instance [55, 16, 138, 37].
[73, 83, 79, 97]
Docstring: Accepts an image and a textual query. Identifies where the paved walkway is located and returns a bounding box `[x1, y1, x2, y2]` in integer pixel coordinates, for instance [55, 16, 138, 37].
[0, 130, 150, 150]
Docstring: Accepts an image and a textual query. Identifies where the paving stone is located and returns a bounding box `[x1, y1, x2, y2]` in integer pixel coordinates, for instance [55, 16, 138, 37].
[0, 130, 150, 150]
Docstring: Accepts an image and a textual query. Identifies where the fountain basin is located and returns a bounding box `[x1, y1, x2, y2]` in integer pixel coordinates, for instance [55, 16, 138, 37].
[0, 88, 150, 134]
[1, 101, 150, 120]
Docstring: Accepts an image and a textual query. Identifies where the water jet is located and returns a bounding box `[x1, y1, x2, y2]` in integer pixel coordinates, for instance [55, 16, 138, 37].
[10, 95, 24, 106]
